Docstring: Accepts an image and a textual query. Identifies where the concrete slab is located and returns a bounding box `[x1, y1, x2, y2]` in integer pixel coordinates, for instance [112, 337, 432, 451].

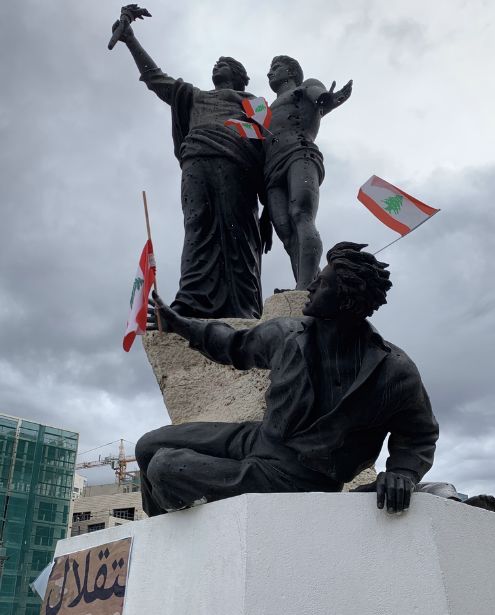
[54, 493, 495, 615]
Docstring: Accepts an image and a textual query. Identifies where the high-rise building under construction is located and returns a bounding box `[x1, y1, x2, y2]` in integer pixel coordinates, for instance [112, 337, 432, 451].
[0, 413, 78, 615]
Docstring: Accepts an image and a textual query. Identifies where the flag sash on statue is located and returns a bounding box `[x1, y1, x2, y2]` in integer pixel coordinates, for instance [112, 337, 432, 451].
[358, 175, 439, 236]
[224, 119, 264, 140]
[123, 239, 156, 352]
[242, 97, 272, 129]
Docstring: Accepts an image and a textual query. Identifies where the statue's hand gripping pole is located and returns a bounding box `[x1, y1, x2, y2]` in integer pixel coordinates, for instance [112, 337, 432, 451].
[108, 4, 152, 50]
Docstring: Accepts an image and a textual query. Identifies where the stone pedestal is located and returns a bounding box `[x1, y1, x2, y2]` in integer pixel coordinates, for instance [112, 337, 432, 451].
[143, 292, 376, 490]
[54, 493, 495, 615]
[143, 292, 308, 424]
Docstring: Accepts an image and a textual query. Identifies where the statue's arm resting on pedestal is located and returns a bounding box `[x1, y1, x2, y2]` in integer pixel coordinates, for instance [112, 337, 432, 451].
[149, 292, 278, 370]
[188, 321, 277, 370]
[385, 380, 439, 483]
[376, 378, 439, 513]
[356, 372, 439, 514]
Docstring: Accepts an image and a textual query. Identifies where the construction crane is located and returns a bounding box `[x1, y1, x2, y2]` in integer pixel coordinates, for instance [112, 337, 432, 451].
[76, 439, 137, 485]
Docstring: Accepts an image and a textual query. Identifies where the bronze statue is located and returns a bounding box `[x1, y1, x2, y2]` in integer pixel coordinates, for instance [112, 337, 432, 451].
[110, 7, 270, 319]
[136, 243, 439, 515]
[265, 56, 352, 289]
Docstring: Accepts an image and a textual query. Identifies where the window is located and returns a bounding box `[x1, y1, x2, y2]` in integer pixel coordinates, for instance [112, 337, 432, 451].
[112, 507, 135, 520]
[88, 523, 105, 533]
[6, 522, 23, 544]
[34, 525, 54, 546]
[73, 511, 91, 522]
[32, 550, 51, 572]
[0, 575, 16, 596]
[38, 501, 57, 522]
[4, 496, 27, 521]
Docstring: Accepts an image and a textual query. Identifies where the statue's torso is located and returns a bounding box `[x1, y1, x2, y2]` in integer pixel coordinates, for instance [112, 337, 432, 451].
[262, 318, 367, 439]
[267, 85, 322, 153]
[189, 88, 253, 131]
[180, 87, 264, 170]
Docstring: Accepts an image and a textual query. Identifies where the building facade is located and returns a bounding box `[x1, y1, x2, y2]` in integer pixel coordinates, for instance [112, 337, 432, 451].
[67, 473, 87, 537]
[71, 476, 145, 537]
[0, 414, 78, 615]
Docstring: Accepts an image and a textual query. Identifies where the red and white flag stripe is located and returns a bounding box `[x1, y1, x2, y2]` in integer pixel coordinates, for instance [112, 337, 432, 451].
[123, 239, 156, 352]
[358, 175, 439, 236]
[224, 119, 264, 140]
[242, 97, 272, 129]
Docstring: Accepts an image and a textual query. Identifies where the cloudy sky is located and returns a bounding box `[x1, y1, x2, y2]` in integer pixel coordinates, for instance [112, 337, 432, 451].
[1, 0, 494, 495]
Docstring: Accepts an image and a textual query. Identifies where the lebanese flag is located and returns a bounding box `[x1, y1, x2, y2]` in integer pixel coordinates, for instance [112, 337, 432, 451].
[224, 119, 264, 140]
[242, 97, 272, 129]
[123, 240, 156, 352]
[358, 175, 439, 236]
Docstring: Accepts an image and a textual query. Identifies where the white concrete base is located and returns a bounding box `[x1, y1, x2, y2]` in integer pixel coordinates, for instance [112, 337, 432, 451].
[54, 493, 495, 615]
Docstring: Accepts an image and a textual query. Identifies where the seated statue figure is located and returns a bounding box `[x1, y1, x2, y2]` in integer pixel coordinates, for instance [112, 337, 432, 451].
[136, 242, 439, 515]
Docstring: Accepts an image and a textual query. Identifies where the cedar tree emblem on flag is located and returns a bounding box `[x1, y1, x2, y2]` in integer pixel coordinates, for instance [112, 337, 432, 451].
[224, 119, 264, 140]
[123, 239, 156, 352]
[241, 97, 272, 129]
[383, 194, 403, 215]
[358, 175, 439, 236]
[224, 97, 272, 140]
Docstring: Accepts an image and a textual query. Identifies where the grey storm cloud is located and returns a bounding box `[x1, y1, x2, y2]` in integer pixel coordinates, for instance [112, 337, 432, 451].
[1, 0, 494, 493]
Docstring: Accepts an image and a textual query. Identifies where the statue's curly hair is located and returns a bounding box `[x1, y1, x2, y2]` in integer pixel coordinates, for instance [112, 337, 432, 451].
[326, 242, 392, 318]
[218, 56, 250, 90]
[271, 55, 304, 86]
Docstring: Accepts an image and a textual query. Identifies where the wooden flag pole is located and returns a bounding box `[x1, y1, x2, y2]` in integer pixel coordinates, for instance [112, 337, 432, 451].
[142, 190, 162, 332]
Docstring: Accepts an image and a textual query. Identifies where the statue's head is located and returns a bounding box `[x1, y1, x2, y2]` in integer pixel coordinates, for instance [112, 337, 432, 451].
[212, 57, 250, 90]
[302, 242, 392, 320]
[268, 55, 304, 92]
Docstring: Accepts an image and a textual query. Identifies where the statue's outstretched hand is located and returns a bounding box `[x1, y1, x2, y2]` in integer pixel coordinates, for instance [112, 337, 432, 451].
[147, 297, 160, 331]
[148, 292, 193, 339]
[147, 293, 174, 332]
[317, 79, 353, 111]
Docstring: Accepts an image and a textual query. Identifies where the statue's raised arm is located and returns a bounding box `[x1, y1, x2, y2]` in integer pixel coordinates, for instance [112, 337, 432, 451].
[109, 5, 177, 105]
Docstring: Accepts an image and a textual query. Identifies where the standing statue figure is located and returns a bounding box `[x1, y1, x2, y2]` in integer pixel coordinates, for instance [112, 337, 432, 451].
[137, 242, 439, 515]
[265, 56, 353, 289]
[111, 7, 269, 319]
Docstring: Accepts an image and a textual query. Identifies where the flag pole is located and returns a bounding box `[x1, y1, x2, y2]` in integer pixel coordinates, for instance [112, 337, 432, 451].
[373, 235, 403, 256]
[142, 190, 162, 332]
[373, 209, 441, 256]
